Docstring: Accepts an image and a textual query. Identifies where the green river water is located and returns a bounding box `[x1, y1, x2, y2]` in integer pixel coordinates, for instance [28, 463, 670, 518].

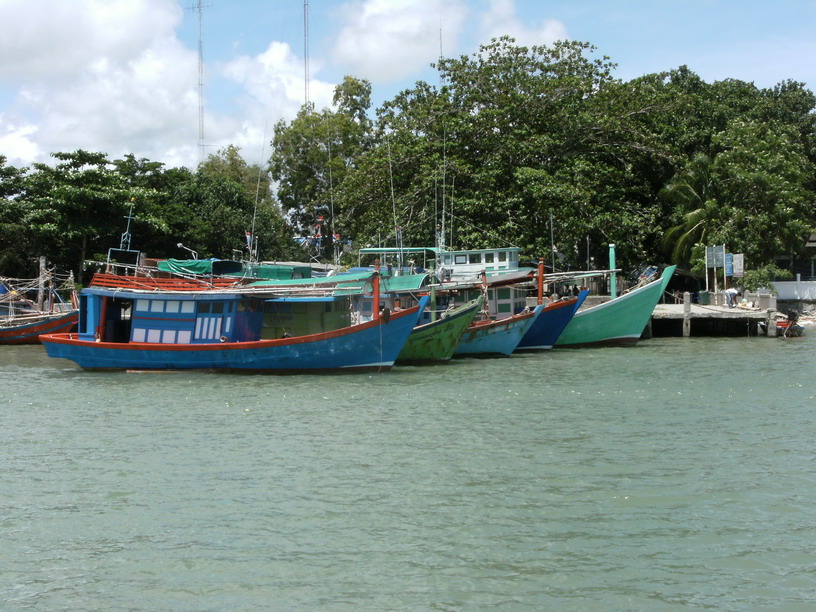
[2, 335, 816, 611]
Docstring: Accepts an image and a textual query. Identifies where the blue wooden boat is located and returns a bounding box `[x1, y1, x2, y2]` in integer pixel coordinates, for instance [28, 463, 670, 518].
[454, 304, 544, 357]
[40, 282, 427, 373]
[516, 290, 588, 350]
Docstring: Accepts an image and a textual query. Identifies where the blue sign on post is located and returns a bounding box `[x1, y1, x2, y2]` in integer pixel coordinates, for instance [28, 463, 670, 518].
[725, 253, 733, 276]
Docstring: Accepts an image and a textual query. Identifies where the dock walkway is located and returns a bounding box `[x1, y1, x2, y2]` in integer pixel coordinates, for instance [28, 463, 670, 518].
[650, 299, 776, 337]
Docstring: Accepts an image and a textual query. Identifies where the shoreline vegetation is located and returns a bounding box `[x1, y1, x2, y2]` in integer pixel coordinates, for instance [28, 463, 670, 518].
[1, 38, 814, 288]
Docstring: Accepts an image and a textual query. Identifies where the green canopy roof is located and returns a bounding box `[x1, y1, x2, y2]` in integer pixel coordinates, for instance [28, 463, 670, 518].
[157, 259, 243, 275]
[248, 270, 428, 295]
[333, 272, 428, 295]
[248, 270, 372, 289]
[237, 264, 312, 280]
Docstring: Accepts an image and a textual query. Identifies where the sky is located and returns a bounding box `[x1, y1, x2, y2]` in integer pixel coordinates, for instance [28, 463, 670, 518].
[1, 0, 814, 170]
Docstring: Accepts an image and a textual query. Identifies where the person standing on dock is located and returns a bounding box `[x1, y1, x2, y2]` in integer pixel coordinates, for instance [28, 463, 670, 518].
[725, 287, 741, 308]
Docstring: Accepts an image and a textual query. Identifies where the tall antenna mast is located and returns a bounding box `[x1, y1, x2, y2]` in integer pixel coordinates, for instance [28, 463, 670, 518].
[197, 0, 206, 162]
[438, 26, 447, 254]
[303, 0, 310, 108]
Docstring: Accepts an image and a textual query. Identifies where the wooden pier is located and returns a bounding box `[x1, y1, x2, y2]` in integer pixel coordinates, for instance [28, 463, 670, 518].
[648, 293, 776, 337]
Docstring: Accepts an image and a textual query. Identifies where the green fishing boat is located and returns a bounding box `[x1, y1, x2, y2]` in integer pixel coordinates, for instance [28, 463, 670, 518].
[397, 296, 483, 363]
[555, 265, 676, 348]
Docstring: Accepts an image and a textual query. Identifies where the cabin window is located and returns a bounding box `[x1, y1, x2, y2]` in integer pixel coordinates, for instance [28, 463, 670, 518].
[498, 288, 511, 300]
[132, 328, 146, 342]
[135, 299, 150, 312]
[498, 303, 512, 313]
[498, 252, 507, 262]
[177, 330, 192, 344]
[198, 302, 211, 314]
[443, 254, 452, 264]
[211, 302, 224, 314]
[485, 253, 495, 263]
[469, 253, 481, 264]
[162, 330, 176, 343]
[147, 329, 162, 343]
[165, 300, 180, 314]
[454, 254, 467, 264]
[150, 300, 164, 313]
[181, 301, 195, 314]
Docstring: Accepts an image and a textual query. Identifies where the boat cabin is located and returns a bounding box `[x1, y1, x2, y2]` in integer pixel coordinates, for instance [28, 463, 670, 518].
[440, 247, 522, 281]
[77, 287, 354, 344]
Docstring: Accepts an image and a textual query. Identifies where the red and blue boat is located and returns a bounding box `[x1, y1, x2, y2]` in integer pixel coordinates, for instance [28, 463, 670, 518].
[40, 275, 427, 373]
[1, 276, 78, 344]
[1, 311, 78, 345]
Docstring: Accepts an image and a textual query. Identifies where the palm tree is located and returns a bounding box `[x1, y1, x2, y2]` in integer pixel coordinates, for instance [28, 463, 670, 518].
[660, 154, 722, 267]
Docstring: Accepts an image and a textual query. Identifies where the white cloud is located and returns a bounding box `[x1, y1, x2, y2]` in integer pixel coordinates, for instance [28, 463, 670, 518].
[0, 0, 205, 167]
[479, 0, 567, 48]
[218, 41, 337, 161]
[331, 0, 467, 83]
[0, 0, 182, 81]
[0, 0, 341, 169]
[0, 115, 40, 165]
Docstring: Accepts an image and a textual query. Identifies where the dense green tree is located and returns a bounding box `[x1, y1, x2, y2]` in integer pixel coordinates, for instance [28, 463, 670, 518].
[269, 77, 373, 259]
[337, 38, 668, 268]
[662, 120, 814, 274]
[199, 146, 304, 261]
[19, 150, 134, 278]
[0, 155, 32, 275]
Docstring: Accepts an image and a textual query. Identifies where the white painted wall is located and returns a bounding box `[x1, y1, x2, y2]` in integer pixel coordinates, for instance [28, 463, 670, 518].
[772, 279, 816, 301]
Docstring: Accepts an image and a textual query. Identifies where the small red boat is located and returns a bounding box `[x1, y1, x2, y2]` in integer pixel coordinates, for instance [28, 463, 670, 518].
[0, 310, 78, 344]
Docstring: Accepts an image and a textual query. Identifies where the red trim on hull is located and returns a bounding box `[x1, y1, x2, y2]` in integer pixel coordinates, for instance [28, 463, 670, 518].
[0, 313, 78, 345]
[40, 304, 421, 352]
[467, 309, 536, 331]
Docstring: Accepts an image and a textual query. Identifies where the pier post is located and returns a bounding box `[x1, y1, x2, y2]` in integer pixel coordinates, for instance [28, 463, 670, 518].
[683, 291, 692, 337]
[37, 255, 46, 311]
[767, 310, 777, 337]
[609, 244, 617, 299]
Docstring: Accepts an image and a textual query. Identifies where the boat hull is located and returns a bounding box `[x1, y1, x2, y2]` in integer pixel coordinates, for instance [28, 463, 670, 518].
[454, 305, 544, 356]
[555, 266, 676, 348]
[397, 297, 483, 363]
[516, 291, 588, 350]
[40, 299, 427, 373]
[0, 311, 78, 345]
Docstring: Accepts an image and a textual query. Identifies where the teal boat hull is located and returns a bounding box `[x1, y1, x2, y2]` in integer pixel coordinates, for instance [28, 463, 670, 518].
[554, 266, 676, 348]
[455, 304, 544, 356]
